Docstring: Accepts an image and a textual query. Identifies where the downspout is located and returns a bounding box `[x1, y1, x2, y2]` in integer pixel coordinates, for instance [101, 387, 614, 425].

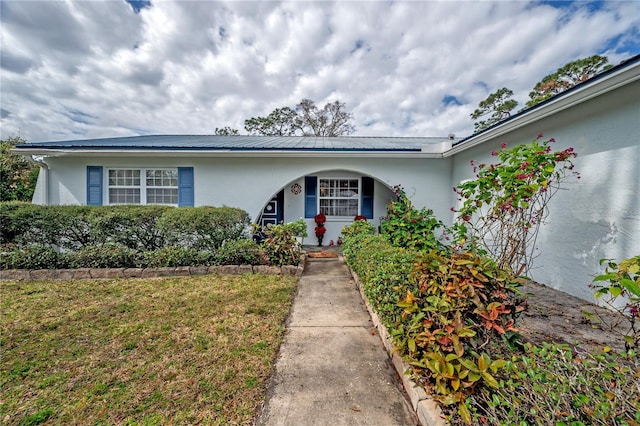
[25, 155, 49, 205]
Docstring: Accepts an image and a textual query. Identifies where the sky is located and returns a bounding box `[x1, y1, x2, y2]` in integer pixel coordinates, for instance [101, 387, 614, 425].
[1, 0, 639, 142]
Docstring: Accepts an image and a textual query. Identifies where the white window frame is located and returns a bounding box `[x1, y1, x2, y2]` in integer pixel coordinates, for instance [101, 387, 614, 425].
[318, 177, 360, 218]
[107, 168, 178, 206]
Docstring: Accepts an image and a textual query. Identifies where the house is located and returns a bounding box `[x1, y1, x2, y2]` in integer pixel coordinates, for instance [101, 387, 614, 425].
[14, 55, 639, 302]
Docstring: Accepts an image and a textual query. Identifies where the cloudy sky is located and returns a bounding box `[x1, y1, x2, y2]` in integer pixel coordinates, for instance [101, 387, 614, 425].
[1, 0, 638, 142]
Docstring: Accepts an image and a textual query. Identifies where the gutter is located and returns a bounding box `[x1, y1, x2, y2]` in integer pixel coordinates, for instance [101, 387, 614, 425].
[24, 155, 49, 205]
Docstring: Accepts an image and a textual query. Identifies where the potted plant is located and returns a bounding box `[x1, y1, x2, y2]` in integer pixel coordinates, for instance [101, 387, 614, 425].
[314, 213, 327, 246]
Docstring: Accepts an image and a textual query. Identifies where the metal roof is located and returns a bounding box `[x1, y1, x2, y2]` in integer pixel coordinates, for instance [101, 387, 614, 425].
[16, 135, 454, 152]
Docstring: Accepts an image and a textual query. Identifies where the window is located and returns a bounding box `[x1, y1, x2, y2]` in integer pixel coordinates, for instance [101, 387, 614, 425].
[108, 168, 178, 205]
[318, 178, 359, 217]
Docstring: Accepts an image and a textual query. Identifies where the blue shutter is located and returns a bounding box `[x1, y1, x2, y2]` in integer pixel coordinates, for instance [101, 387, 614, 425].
[86, 166, 103, 206]
[361, 176, 374, 219]
[178, 167, 194, 207]
[304, 176, 317, 218]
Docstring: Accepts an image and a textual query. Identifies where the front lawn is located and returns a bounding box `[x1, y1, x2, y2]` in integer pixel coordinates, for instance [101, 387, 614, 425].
[1, 274, 297, 425]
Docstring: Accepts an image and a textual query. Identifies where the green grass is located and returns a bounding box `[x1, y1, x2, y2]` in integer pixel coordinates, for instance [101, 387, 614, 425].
[0, 274, 298, 425]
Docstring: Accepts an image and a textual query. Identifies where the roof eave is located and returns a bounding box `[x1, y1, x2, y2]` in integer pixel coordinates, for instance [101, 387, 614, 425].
[12, 148, 444, 159]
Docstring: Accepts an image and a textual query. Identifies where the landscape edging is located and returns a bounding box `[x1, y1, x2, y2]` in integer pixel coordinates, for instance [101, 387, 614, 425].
[341, 255, 448, 426]
[0, 255, 306, 281]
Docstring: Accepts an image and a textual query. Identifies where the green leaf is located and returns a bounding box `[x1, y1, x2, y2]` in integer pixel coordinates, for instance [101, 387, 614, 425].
[407, 338, 416, 353]
[620, 278, 640, 297]
[458, 402, 472, 425]
[481, 371, 500, 389]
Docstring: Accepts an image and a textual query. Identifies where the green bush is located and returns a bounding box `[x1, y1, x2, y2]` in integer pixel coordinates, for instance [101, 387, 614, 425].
[342, 220, 526, 424]
[380, 185, 446, 252]
[260, 222, 301, 266]
[90, 205, 172, 250]
[212, 239, 263, 265]
[158, 206, 251, 250]
[342, 230, 416, 327]
[0, 244, 62, 270]
[467, 343, 640, 425]
[67, 243, 138, 269]
[137, 246, 208, 268]
[0, 202, 48, 245]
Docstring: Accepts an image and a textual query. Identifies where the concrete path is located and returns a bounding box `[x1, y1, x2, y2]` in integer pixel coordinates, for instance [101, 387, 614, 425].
[256, 255, 418, 426]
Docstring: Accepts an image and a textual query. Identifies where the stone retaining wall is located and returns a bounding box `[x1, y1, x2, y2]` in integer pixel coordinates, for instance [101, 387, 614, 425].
[0, 262, 305, 282]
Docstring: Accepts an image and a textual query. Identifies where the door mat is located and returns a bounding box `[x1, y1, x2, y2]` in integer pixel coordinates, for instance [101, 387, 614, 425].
[307, 252, 338, 258]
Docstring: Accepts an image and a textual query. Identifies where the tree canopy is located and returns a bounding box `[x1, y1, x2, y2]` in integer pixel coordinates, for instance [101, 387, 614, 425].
[244, 106, 299, 136]
[1, 137, 39, 202]
[244, 99, 355, 137]
[470, 87, 518, 133]
[525, 55, 612, 108]
[471, 55, 614, 133]
[214, 126, 239, 135]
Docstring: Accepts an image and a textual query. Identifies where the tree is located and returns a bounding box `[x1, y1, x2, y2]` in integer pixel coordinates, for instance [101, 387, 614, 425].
[525, 55, 612, 108]
[244, 99, 355, 137]
[294, 99, 355, 136]
[214, 126, 239, 135]
[0, 137, 39, 202]
[470, 87, 518, 133]
[244, 107, 299, 136]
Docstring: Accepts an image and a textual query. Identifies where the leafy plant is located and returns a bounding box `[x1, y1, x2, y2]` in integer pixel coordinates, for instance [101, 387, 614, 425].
[452, 135, 579, 276]
[137, 246, 207, 268]
[394, 250, 526, 423]
[68, 243, 138, 269]
[381, 185, 446, 252]
[0, 137, 39, 202]
[259, 222, 302, 266]
[466, 343, 639, 426]
[212, 239, 262, 266]
[286, 219, 308, 239]
[586, 255, 640, 351]
[0, 245, 62, 270]
[158, 206, 251, 250]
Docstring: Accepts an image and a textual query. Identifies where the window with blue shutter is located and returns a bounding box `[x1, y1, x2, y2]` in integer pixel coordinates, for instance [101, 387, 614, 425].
[178, 167, 194, 207]
[361, 176, 374, 219]
[304, 176, 317, 218]
[87, 166, 103, 206]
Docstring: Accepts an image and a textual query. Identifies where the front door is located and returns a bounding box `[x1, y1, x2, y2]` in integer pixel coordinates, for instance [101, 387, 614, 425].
[259, 190, 284, 227]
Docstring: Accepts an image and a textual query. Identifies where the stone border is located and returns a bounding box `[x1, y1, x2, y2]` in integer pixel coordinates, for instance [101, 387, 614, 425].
[340, 255, 448, 426]
[0, 256, 306, 282]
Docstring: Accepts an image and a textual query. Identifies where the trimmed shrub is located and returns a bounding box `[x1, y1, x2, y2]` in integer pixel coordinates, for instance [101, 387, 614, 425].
[213, 239, 262, 266]
[137, 246, 208, 268]
[67, 243, 138, 268]
[91, 205, 172, 250]
[0, 244, 62, 270]
[158, 206, 251, 250]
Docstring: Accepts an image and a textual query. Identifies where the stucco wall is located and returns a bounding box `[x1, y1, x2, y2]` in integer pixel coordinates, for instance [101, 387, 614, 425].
[451, 80, 640, 301]
[35, 155, 453, 244]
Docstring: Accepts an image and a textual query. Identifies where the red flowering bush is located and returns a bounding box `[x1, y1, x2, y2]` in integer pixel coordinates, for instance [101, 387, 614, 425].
[354, 215, 367, 221]
[451, 135, 579, 275]
[314, 213, 326, 225]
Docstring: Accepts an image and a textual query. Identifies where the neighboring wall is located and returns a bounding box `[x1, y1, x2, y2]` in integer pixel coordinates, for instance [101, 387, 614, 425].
[450, 80, 640, 301]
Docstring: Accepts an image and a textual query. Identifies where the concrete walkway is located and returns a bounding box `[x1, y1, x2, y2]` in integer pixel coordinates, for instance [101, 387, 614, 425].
[256, 254, 418, 426]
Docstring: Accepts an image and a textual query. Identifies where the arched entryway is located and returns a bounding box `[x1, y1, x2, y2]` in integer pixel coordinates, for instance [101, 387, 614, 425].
[257, 189, 284, 228]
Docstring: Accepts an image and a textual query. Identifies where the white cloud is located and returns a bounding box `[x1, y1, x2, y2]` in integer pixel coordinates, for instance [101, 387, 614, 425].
[1, 0, 638, 141]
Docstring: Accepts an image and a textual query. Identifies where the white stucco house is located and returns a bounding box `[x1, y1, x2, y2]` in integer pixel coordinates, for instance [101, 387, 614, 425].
[14, 54, 639, 302]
